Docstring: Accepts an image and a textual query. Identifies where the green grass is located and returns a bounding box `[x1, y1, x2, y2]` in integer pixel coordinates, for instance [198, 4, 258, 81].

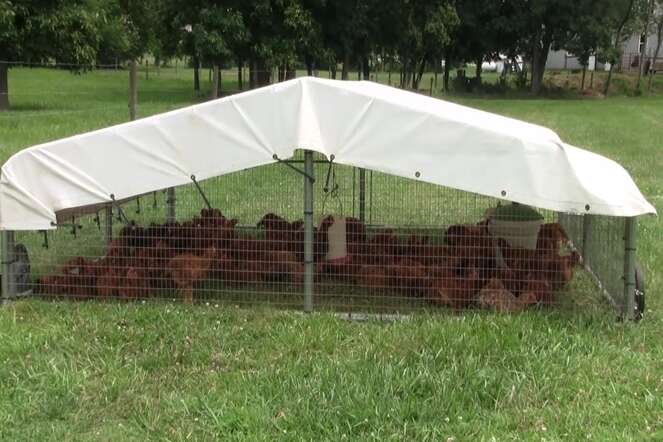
[1, 67, 662, 440]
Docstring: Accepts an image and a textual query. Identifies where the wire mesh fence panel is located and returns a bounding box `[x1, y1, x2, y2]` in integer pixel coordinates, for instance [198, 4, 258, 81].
[559, 213, 626, 308]
[7, 152, 623, 316]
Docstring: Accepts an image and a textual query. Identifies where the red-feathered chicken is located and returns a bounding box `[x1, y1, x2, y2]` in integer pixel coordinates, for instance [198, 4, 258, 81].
[167, 247, 218, 304]
[118, 267, 151, 300]
[356, 265, 389, 292]
[477, 278, 536, 313]
[429, 265, 480, 309]
[388, 258, 430, 297]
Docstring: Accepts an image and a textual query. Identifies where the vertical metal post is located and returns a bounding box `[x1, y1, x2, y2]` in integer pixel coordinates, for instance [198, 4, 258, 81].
[1, 231, 15, 303]
[582, 214, 592, 268]
[167, 188, 176, 223]
[623, 217, 637, 320]
[304, 150, 315, 312]
[358, 168, 366, 222]
[104, 205, 113, 242]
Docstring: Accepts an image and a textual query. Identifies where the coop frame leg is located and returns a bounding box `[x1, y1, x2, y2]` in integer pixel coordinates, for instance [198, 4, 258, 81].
[303, 150, 315, 312]
[622, 217, 637, 320]
[582, 214, 592, 269]
[167, 188, 176, 223]
[104, 205, 113, 242]
[1, 231, 15, 304]
[358, 168, 366, 223]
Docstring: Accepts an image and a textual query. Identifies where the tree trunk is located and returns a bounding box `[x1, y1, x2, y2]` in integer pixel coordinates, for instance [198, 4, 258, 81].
[237, 61, 243, 91]
[193, 55, 201, 95]
[0, 62, 9, 112]
[636, 0, 655, 94]
[443, 57, 451, 92]
[305, 56, 313, 76]
[362, 56, 370, 80]
[531, 35, 551, 94]
[256, 59, 270, 86]
[475, 56, 483, 84]
[249, 59, 256, 89]
[605, 0, 636, 96]
[604, 63, 615, 95]
[210, 64, 219, 99]
[649, 22, 663, 92]
[414, 57, 426, 89]
[342, 51, 350, 80]
[285, 64, 296, 80]
[581, 64, 587, 90]
[129, 60, 138, 121]
[155, 55, 160, 76]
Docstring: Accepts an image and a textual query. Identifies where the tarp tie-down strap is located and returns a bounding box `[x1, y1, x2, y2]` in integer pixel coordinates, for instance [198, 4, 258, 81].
[273, 154, 315, 182]
[190, 175, 212, 210]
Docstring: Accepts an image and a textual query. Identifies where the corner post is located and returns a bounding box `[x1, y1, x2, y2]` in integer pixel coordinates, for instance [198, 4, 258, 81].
[167, 188, 176, 223]
[104, 205, 113, 242]
[304, 150, 315, 312]
[623, 217, 637, 320]
[358, 168, 366, 222]
[1, 230, 15, 304]
[582, 214, 592, 268]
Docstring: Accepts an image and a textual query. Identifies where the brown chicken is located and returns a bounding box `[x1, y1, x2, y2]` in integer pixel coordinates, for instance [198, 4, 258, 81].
[536, 222, 570, 257]
[39, 257, 97, 299]
[167, 247, 218, 304]
[477, 278, 537, 313]
[389, 258, 431, 297]
[356, 265, 389, 292]
[118, 267, 151, 300]
[521, 272, 553, 305]
[547, 250, 582, 291]
[429, 266, 480, 309]
[96, 267, 119, 298]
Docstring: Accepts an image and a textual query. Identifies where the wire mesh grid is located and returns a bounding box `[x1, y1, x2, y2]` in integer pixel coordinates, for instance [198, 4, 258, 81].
[8, 151, 625, 315]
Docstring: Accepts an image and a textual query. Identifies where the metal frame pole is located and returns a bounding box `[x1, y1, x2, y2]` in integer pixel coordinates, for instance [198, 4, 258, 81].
[359, 168, 366, 222]
[582, 214, 592, 268]
[167, 188, 176, 223]
[304, 150, 315, 312]
[623, 217, 637, 320]
[104, 205, 113, 242]
[1, 231, 15, 304]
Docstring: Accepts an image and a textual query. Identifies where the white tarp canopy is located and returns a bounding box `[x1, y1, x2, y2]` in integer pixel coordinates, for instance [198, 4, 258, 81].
[0, 77, 656, 230]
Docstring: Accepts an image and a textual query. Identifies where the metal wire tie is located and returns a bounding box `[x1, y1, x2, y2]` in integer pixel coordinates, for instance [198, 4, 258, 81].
[273, 154, 315, 182]
[190, 175, 212, 210]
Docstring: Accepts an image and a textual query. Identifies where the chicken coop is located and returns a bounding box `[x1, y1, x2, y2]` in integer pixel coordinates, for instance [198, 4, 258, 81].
[0, 78, 656, 319]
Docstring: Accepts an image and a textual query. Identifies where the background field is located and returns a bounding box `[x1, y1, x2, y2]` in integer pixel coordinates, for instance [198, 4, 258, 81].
[0, 67, 662, 440]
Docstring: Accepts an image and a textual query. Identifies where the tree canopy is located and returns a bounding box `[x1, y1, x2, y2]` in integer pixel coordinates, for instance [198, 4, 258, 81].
[0, 0, 653, 110]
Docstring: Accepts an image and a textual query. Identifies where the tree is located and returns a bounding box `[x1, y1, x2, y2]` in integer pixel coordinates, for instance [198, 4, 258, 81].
[390, 0, 457, 89]
[0, 0, 100, 111]
[648, 0, 663, 92]
[512, 0, 580, 94]
[193, 4, 246, 97]
[635, 0, 656, 93]
[451, 0, 506, 86]
[601, 0, 638, 95]
[565, 0, 612, 90]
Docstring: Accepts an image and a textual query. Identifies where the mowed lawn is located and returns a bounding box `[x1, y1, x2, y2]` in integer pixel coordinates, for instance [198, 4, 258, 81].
[0, 68, 662, 441]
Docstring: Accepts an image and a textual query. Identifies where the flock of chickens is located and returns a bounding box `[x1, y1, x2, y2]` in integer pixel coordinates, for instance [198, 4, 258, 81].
[37, 208, 582, 312]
